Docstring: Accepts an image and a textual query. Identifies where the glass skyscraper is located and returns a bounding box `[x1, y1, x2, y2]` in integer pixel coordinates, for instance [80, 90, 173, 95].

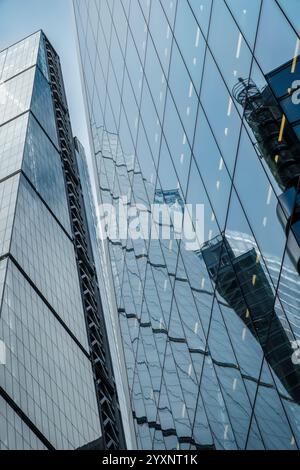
[73, 0, 300, 450]
[0, 31, 125, 450]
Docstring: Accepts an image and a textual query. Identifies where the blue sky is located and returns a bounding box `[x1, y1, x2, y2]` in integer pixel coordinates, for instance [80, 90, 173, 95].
[0, 0, 90, 155]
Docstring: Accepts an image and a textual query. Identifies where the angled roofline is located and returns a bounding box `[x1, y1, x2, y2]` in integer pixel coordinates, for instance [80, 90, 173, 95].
[0, 29, 43, 54]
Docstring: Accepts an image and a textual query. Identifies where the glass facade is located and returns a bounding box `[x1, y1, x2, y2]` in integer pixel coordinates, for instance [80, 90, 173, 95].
[75, 137, 136, 449]
[0, 31, 123, 450]
[74, 0, 300, 450]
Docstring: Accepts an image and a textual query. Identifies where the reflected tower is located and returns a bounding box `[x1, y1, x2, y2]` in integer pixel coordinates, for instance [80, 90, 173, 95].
[202, 234, 300, 404]
[233, 58, 300, 275]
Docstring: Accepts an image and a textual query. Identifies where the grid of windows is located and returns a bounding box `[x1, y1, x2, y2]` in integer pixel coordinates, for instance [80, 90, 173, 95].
[74, 0, 300, 450]
[0, 261, 100, 449]
[23, 114, 71, 233]
[0, 32, 40, 83]
[0, 114, 28, 182]
[0, 174, 20, 258]
[0, 67, 35, 127]
[30, 66, 59, 148]
[11, 176, 89, 350]
[0, 396, 47, 450]
[0, 259, 7, 308]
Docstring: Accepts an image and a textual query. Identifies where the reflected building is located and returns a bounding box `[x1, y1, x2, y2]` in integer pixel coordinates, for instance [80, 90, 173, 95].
[233, 57, 300, 275]
[74, 0, 300, 450]
[0, 32, 124, 449]
[201, 234, 300, 404]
